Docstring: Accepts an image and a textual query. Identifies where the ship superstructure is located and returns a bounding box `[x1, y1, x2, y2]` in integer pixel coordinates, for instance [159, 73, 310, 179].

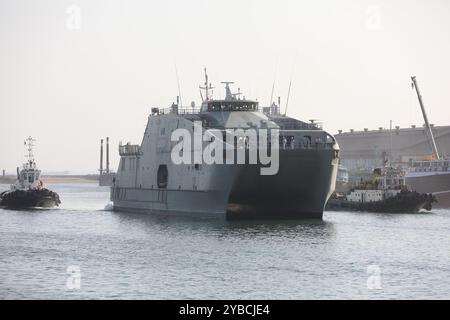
[13, 137, 42, 191]
[111, 70, 339, 219]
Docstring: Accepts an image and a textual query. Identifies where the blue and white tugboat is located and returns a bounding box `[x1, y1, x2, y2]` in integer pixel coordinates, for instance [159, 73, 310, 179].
[0, 137, 61, 209]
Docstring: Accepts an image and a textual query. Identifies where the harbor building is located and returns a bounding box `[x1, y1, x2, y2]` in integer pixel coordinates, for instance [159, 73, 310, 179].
[335, 125, 450, 173]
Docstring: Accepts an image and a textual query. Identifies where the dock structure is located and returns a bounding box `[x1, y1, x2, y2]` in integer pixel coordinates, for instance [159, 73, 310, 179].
[335, 125, 450, 176]
[99, 137, 116, 186]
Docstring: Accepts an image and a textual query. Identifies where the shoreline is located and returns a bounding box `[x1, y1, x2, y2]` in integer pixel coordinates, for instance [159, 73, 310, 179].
[0, 175, 99, 184]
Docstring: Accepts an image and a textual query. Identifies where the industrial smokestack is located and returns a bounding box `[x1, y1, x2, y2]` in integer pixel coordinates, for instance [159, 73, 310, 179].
[100, 139, 104, 175]
[106, 137, 110, 174]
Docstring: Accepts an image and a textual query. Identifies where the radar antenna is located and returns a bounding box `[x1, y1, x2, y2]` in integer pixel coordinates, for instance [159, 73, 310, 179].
[221, 81, 236, 100]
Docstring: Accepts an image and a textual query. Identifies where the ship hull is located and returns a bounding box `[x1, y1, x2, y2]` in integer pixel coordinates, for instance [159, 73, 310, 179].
[99, 173, 116, 187]
[326, 190, 435, 213]
[0, 189, 61, 209]
[112, 189, 229, 218]
[406, 172, 450, 208]
[112, 148, 338, 220]
[432, 192, 450, 208]
[226, 149, 337, 219]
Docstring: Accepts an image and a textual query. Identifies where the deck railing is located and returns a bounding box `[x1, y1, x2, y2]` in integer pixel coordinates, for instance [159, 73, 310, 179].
[151, 106, 202, 116]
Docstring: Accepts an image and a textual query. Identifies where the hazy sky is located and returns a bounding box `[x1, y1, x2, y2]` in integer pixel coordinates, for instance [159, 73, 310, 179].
[1, 0, 449, 173]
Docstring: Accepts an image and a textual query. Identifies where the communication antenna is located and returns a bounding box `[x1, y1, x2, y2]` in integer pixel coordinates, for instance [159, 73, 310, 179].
[174, 62, 183, 107]
[284, 56, 297, 116]
[269, 58, 278, 106]
[389, 120, 393, 165]
[284, 78, 293, 116]
[270, 82, 275, 107]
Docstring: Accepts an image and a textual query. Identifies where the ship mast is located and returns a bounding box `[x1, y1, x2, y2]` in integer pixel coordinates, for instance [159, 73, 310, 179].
[411, 76, 440, 160]
[199, 68, 214, 101]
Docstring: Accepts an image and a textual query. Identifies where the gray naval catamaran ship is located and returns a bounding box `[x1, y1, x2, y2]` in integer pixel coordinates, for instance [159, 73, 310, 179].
[111, 70, 339, 219]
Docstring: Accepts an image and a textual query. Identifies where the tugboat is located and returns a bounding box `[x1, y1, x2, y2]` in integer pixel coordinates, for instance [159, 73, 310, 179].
[326, 166, 435, 213]
[0, 137, 61, 209]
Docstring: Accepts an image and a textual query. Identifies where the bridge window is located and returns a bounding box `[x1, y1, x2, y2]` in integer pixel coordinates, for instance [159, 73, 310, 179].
[207, 101, 257, 112]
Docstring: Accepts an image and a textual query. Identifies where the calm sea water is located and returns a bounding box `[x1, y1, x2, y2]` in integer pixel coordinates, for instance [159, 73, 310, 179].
[0, 183, 449, 300]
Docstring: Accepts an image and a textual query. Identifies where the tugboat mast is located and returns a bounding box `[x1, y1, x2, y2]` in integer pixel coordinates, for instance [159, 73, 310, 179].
[25, 136, 36, 165]
[411, 76, 440, 160]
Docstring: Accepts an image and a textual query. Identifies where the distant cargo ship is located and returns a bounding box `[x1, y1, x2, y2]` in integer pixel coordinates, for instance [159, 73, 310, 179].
[111, 70, 339, 219]
[406, 160, 450, 207]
